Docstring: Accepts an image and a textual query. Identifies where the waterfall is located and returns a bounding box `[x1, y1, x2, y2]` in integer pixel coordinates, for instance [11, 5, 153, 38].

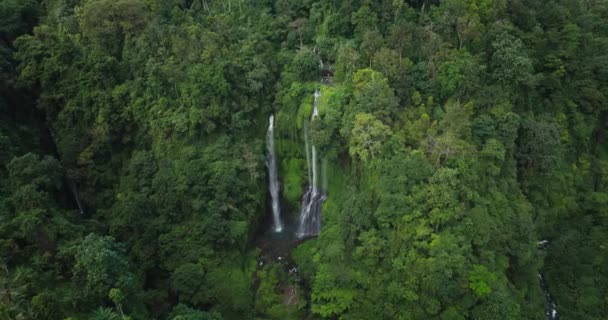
[297, 89, 326, 238]
[537, 240, 558, 320]
[69, 180, 85, 215]
[266, 114, 283, 232]
[538, 273, 559, 320]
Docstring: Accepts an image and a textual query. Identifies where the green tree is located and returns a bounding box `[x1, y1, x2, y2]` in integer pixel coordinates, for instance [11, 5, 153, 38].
[0, 0, 38, 43]
[73, 234, 136, 299]
[91, 307, 121, 320]
[290, 48, 319, 81]
[433, 0, 483, 49]
[171, 263, 207, 305]
[491, 32, 534, 87]
[517, 116, 562, 178]
[77, 0, 151, 56]
[0, 263, 34, 319]
[469, 264, 497, 297]
[169, 304, 222, 320]
[348, 113, 392, 164]
[435, 49, 483, 99]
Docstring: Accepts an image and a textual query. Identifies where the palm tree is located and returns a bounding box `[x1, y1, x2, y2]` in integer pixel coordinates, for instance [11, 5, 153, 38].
[0, 258, 34, 319]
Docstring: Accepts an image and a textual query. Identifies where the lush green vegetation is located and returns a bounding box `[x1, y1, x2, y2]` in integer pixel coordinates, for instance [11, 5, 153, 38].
[1, 0, 607, 319]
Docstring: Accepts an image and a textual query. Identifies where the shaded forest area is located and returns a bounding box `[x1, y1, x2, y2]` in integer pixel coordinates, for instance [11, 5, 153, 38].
[1, 0, 607, 319]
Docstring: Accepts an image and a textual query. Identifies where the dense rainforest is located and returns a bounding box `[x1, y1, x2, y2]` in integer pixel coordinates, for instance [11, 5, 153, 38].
[1, 0, 607, 319]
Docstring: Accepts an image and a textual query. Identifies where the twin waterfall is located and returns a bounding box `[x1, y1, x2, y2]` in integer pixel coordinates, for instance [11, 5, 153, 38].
[266, 114, 283, 232]
[297, 89, 326, 238]
[265, 89, 326, 238]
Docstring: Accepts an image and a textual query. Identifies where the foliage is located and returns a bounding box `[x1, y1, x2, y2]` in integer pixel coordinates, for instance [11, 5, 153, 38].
[348, 113, 392, 163]
[73, 234, 136, 299]
[1, 0, 607, 319]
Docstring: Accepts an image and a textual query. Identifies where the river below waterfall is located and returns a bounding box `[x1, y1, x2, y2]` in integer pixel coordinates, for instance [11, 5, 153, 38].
[254, 220, 301, 259]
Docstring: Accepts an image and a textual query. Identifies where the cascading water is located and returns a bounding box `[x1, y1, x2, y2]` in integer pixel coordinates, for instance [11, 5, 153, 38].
[538, 240, 559, 320]
[266, 114, 283, 232]
[538, 273, 559, 320]
[297, 89, 326, 238]
[69, 180, 85, 215]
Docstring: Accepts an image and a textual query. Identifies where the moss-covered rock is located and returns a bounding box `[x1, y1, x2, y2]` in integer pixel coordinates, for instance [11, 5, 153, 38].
[281, 158, 306, 210]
